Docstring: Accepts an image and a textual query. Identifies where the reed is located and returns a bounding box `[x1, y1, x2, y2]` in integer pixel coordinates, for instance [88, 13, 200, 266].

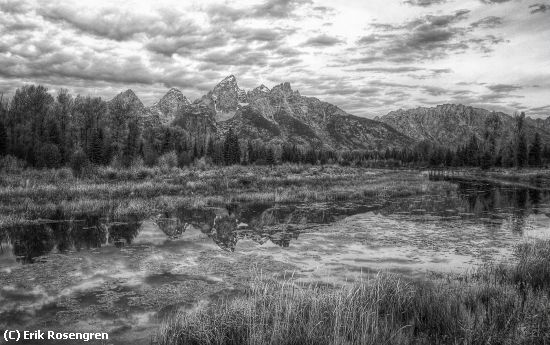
[158, 240, 550, 345]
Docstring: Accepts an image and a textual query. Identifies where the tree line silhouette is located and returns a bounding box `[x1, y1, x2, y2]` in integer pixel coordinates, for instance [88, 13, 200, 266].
[0, 85, 548, 171]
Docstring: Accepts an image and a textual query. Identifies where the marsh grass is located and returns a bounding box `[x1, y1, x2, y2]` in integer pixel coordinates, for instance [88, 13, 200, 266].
[158, 240, 550, 345]
[0, 166, 454, 228]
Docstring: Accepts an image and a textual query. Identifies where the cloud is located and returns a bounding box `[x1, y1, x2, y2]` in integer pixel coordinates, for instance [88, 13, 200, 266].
[251, 0, 312, 18]
[304, 34, 344, 47]
[487, 84, 523, 93]
[479, 0, 512, 4]
[353, 9, 508, 64]
[529, 4, 549, 14]
[470, 16, 503, 28]
[0, 0, 547, 118]
[354, 66, 424, 73]
[403, 0, 448, 7]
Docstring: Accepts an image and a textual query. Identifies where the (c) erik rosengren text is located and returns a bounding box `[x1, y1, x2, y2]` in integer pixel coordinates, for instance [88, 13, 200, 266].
[3, 329, 109, 342]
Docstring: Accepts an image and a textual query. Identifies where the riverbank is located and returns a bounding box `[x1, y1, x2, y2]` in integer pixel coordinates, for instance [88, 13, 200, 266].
[0, 165, 455, 228]
[158, 239, 550, 345]
[429, 167, 550, 191]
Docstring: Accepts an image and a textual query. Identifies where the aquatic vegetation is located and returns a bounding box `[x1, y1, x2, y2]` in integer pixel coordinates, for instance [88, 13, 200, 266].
[158, 240, 550, 345]
[0, 166, 456, 228]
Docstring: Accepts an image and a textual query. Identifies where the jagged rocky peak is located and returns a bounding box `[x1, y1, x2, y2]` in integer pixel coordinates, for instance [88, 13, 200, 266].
[255, 84, 270, 93]
[110, 89, 146, 112]
[270, 82, 300, 98]
[148, 87, 191, 125]
[247, 84, 271, 102]
[203, 75, 248, 120]
[159, 88, 190, 106]
[113, 89, 140, 103]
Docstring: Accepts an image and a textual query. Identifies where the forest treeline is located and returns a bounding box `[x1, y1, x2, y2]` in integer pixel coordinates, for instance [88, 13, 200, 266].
[0, 85, 549, 172]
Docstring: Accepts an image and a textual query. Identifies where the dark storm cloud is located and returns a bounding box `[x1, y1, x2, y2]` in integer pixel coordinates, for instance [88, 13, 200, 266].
[304, 34, 344, 47]
[470, 16, 503, 28]
[530, 4, 549, 13]
[403, 0, 448, 7]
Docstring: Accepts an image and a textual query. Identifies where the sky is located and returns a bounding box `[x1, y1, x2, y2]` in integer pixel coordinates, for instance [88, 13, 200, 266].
[0, 0, 549, 118]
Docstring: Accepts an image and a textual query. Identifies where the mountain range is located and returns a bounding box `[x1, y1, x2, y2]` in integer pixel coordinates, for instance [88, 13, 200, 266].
[109, 75, 550, 150]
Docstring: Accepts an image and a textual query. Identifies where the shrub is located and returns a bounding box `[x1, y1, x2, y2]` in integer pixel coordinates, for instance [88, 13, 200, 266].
[0, 155, 27, 173]
[159, 151, 178, 169]
[70, 149, 89, 177]
[35, 143, 61, 168]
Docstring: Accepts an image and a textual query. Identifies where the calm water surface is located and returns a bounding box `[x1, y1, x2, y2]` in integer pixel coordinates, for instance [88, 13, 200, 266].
[1, 178, 549, 344]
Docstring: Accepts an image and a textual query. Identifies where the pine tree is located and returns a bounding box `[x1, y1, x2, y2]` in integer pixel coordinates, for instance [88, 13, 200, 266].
[162, 128, 172, 154]
[223, 129, 233, 165]
[122, 121, 140, 167]
[528, 133, 542, 167]
[502, 143, 515, 168]
[89, 128, 104, 165]
[206, 137, 215, 158]
[480, 151, 492, 170]
[516, 134, 528, 168]
[266, 147, 275, 166]
[223, 129, 240, 165]
[0, 121, 7, 156]
[247, 141, 255, 164]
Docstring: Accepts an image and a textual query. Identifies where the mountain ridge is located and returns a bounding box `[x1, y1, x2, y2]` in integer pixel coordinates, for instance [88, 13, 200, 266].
[109, 76, 550, 151]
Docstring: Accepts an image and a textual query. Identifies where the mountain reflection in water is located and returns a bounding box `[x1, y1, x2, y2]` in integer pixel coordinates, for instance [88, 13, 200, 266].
[1, 180, 549, 264]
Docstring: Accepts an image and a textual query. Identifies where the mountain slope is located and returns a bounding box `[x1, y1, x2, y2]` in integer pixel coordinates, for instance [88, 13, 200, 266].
[108, 89, 158, 127]
[148, 88, 190, 125]
[209, 78, 414, 150]
[379, 104, 550, 148]
[197, 75, 248, 122]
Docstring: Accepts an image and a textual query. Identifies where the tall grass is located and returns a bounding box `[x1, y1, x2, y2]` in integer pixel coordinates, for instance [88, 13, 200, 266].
[0, 166, 455, 228]
[158, 240, 550, 345]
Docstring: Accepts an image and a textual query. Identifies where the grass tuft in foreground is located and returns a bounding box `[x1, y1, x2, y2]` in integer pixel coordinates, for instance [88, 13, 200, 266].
[158, 240, 550, 345]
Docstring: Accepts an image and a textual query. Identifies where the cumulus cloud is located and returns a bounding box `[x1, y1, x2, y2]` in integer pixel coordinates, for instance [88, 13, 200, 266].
[304, 34, 344, 46]
[529, 4, 549, 14]
[0, 0, 547, 117]
[479, 0, 512, 4]
[470, 16, 503, 28]
[487, 84, 523, 93]
[403, 0, 448, 7]
[352, 9, 505, 63]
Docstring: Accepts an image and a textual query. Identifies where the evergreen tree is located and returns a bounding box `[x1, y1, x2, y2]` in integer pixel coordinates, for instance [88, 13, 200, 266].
[266, 147, 275, 166]
[206, 137, 215, 158]
[516, 134, 528, 168]
[162, 128, 172, 154]
[89, 128, 104, 165]
[247, 141, 255, 164]
[193, 139, 198, 159]
[223, 129, 240, 165]
[528, 133, 542, 167]
[502, 143, 515, 168]
[0, 121, 7, 156]
[122, 121, 140, 167]
[480, 151, 492, 170]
